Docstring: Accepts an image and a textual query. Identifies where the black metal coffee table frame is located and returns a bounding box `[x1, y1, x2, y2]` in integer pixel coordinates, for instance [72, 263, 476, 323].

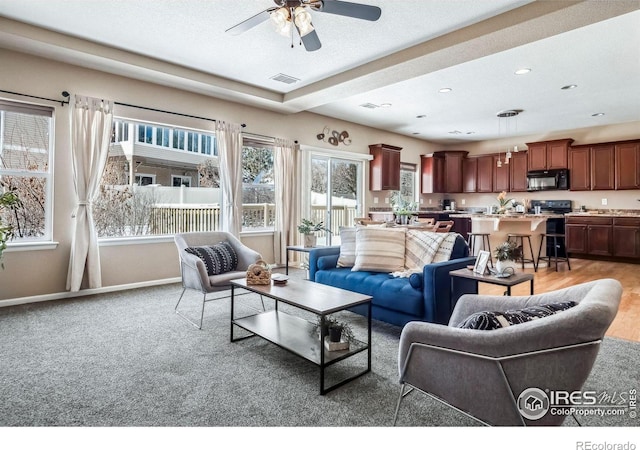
[230, 278, 372, 395]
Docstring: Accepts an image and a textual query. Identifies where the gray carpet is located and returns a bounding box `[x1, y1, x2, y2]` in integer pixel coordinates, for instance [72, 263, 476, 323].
[0, 276, 638, 427]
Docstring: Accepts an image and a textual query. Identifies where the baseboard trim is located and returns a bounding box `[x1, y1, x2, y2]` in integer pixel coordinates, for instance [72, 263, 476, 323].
[0, 277, 182, 308]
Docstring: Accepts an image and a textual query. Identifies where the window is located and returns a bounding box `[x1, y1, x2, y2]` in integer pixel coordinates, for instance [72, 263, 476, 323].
[0, 100, 54, 243]
[134, 174, 156, 186]
[400, 162, 417, 202]
[172, 175, 191, 187]
[242, 138, 274, 231]
[96, 118, 221, 238]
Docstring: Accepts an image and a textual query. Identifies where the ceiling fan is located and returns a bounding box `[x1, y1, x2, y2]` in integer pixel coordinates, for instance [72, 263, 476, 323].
[225, 0, 382, 52]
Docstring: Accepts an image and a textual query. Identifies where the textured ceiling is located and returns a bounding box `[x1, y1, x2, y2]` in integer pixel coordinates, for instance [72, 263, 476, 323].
[0, 0, 638, 143]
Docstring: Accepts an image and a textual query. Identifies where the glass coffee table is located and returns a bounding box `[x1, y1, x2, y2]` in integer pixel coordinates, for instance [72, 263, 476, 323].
[230, 278, 372, 395]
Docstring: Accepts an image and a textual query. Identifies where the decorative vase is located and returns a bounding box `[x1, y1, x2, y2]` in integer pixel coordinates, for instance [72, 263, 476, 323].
[398, 214, 409, 225]
[495, 259, 517, 274]
[303, 234, 317, 248]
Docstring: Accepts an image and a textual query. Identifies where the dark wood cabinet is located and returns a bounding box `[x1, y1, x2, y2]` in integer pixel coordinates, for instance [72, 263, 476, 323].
[613, 217, 640, 259]
[451, 217, 471, 241]
[443, 151, 468, 193]
[590, 144, 615, 190]
[462, 157, 477, 193]
[565, 223, 588, 254]
[568, 146, 590, 191]
[615, 141, 640, 189]
[509, 151, 528, 192]
[492, 155, 509, 193]
[526, 139, 572, 170]
[369, 144, 401, 191]
[476, 156, 493, 193]
[420, 154, 445, 194]
[565, 216, 613, 257]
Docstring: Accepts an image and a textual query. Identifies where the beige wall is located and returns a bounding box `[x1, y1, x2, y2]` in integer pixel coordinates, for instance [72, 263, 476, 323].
[0, 48, 432, 301]
[0, 48, 638, 301]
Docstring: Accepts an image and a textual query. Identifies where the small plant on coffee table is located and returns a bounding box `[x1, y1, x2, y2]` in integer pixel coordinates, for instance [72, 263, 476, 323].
[311, 315, 355, 344]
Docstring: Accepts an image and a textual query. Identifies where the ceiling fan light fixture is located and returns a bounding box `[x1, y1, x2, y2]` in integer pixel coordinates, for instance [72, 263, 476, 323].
[271, 7, 292, 36]
[294, 6, 314, 36]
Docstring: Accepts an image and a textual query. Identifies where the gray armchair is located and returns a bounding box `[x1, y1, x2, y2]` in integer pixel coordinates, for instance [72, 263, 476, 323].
[394, 278, 622, 426]
[174, 231, 263, 329]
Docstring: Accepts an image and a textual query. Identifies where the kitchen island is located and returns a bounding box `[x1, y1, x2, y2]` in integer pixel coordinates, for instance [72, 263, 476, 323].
[453, 213, 565, 269]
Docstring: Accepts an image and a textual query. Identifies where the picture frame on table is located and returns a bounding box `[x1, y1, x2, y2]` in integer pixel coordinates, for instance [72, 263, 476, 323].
[473, 250, 490, 275]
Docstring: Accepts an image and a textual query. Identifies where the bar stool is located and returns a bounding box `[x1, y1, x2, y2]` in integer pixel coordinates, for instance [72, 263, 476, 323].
[467, 233, 493, 267]
[506, 233, 538, 272]
[537, 233, 571, 271]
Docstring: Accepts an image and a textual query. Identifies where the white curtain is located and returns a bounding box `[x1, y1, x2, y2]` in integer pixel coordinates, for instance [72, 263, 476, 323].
[66, 95, 114, 292]
[217, 121, 243, 237]
[273, 138, 300, 265]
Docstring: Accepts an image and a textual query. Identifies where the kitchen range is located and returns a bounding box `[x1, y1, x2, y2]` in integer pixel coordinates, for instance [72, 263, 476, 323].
[529, 200, 572, 258]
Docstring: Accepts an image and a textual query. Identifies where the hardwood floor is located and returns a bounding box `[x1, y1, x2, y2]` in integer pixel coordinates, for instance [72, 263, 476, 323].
[477, 258, 640, 342]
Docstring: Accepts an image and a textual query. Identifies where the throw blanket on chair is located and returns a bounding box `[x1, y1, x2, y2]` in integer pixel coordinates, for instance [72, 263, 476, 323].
[391, 231, 458, 278]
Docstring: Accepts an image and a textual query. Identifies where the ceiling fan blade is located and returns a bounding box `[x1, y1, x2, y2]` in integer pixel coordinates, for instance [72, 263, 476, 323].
[315, 0, 381, 21]
[225, 9, 274, 36]
[300, 28, 322, 52]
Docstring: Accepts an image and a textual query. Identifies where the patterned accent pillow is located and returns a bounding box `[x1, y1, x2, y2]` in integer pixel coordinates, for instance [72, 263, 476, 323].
[337, 227, 357, 268]
[185, 241, 238, 276]
[458, 301, 577, 330]
[352, 227, 406, 272]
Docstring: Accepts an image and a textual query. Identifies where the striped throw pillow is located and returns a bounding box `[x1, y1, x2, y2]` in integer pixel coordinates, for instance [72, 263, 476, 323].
[352, 227, 406, 272]
[185, 241, 238, 276]
[337, 227, 357, 268]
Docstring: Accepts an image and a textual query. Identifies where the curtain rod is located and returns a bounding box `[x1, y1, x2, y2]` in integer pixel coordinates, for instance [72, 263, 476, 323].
[0, 89, 70, 106]
[0, 90, 246, 127]
[60, 92, 246, 127]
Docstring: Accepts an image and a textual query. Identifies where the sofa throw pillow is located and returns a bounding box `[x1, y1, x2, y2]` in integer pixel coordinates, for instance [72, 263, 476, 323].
[352, 227, 406, 273]
[337, 227, 357, 268]
[458, 301, 577, 330]
[185, 241, 238, 276]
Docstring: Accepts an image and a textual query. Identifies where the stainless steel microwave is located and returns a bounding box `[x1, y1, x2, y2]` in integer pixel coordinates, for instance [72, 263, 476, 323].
[527, 169, 569, 191]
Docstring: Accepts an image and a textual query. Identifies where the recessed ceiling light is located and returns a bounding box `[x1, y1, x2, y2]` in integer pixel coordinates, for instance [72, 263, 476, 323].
[438, 88, 452, 93]
[592, 112, 605, 117]
[416, 115, 427, 119]
[380, 103, 392, 108]
[412, 132, 420, 135]
[448, 130, 462, 135]
[514, 68, 531, 75]
[561, 84, 578, 90]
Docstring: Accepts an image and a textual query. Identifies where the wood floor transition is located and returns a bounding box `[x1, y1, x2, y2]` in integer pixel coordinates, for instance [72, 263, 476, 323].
[477, 258, 639, 342]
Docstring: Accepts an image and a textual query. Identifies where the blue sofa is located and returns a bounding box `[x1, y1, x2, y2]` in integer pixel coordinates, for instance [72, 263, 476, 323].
[308, 234, 477, 327]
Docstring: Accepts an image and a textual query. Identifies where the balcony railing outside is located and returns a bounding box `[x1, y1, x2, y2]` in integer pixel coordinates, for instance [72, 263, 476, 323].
[147, 203, 357, 236]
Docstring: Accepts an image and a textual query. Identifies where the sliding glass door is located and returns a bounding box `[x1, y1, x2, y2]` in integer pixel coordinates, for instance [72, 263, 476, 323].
[308, 154, 363, 246]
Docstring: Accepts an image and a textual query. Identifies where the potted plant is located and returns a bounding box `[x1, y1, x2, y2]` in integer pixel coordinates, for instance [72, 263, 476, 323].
[496, 191, 514, 215]
[0, 189, 21, 269]
[298, 218, 330, 248]
[311, 315, 355, 344]
[494, 241, 522, 274]
[390, 191, 417, 224]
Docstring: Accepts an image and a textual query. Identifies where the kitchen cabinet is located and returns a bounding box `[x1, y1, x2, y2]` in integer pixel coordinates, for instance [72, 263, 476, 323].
[565, 216, 613, 257]
[526, 139, 573, 170]
[369, 144, 402, 191]
[451, 216, 471, 241]
[443, 151, 468, 193]
[420, 154, 445, 193]
[590, 144, 615, 190]
[462, 157, 477, 193]
[613, 217, 640, 259]
[492, 155, 509, 193]
[509, 151, 528, 192]
[615, 141, 640, 189]
[568, 146, 590, 191]
[476, 155, 494, 193]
